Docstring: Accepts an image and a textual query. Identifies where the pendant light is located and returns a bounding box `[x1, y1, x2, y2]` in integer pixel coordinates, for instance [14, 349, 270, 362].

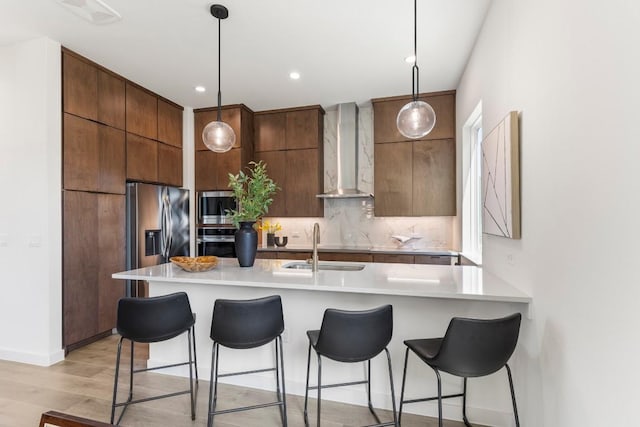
[202, 4, 236, 153]
[396, 0, 436, 139]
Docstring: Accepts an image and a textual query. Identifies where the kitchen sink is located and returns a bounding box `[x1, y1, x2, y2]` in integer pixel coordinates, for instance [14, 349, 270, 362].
[282, 261, 365, 272]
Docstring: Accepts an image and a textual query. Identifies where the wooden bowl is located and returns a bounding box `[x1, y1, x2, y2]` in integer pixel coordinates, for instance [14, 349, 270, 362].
[170, 256, 218, 272]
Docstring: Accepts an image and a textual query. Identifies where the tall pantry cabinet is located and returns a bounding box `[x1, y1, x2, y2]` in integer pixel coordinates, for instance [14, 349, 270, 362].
[62, 48, 184, 351]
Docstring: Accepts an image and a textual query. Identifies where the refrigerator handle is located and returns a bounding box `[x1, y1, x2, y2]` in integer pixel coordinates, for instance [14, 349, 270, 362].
[160, 193, 170, 259]
[165, 195, 173, 257]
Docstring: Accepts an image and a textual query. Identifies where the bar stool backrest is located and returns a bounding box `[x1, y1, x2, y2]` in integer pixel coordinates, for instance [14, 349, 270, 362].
[435, 312, 521, 377]
[210, 295, 284, 349]
[315, 305, 393, 363]
[116, 292, 195, 343]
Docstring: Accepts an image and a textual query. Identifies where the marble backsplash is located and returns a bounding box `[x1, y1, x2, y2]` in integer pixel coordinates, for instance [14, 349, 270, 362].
[263, 103, 454, 250]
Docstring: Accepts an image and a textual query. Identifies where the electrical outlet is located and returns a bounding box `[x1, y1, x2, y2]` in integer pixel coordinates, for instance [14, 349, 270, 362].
[506, 254, 515, 266]
[0, 233, 7, 247]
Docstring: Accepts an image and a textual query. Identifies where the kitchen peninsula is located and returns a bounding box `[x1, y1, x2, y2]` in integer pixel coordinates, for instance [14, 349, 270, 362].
[113, 258, 530, 421]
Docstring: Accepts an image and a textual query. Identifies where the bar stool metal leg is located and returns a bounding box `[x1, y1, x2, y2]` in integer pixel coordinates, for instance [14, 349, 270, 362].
[384, 348, 399, 427]
[316, 353, 322, 427]
[398, 347, 410, 426]
[192, 324, 199, 383]
[277, 336, 288, 427]
[110, 338, 123, 424]
[505, 364, 520, 427]
[128, 342, 134, 402]
[433, 368, 443, 427]
[188, 330, 195, 420]
[367, 359, 382, 424]
[462, 377, 471, 427]
[303, 343, 312, 426]
[207, 343, 218, 427]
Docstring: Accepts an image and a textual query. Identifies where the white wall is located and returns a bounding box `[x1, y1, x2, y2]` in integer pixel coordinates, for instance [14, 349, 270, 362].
[456, 0, 640, 425]
[0, 37, 63, 365]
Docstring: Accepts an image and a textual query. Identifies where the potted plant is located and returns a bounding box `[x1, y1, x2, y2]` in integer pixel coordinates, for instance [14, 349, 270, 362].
[226, 161, 278, 266]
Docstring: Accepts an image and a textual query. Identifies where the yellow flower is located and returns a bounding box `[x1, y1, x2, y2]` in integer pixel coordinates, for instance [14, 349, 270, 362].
[259, 221, 281, 233]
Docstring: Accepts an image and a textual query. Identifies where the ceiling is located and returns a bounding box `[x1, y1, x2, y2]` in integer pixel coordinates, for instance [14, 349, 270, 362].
[0, 0, 491, 111]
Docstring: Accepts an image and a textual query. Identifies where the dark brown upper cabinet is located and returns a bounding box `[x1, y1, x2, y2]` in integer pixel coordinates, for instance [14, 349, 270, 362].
[63, 113, 125, 194]
[158, 99, 183, 148]
[63, 50, 126, 130]
[97, 69, 125, 129]
[372, 91, 456, 217]
[126, 133, 158, 183]
[126, 83, 158, 140]
[157, 142, 183, 187]
[254, 105, 324, 217]
[373, 91, 455, 144]
[63, 52, 98, 121]
[194, 105, 251, 151]
[194, 105, 254, 190]
[254, 112, 286, 152]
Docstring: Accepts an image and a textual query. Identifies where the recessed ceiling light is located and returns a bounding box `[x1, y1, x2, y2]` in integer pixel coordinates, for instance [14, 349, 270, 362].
[405, 55, 416, 64]
[195, 86, 206, 93]
[56, 0, 122, 25]
[289, 71, 301, 80]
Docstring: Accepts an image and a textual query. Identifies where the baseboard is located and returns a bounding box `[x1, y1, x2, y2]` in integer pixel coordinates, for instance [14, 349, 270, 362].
[0, 346, 64, 366]
[148, 357, 516, 426]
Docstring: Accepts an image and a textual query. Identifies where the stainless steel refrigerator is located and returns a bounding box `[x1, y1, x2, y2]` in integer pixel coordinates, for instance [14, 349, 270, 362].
[126, 182, 190, 297]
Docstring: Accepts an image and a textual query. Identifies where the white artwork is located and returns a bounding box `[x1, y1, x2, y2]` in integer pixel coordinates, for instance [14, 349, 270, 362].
[482, 111, 521, 239]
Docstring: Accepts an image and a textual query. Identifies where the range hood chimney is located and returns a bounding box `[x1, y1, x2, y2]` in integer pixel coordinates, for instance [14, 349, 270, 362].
[317, 103, 373, 199]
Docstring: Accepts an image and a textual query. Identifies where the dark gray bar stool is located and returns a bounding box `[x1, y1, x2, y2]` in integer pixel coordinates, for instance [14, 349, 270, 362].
[304, 305, 398, 427]
[207, 295, 287, 427]
[399, 313, 522, 427]
[111, 291, 198, 425]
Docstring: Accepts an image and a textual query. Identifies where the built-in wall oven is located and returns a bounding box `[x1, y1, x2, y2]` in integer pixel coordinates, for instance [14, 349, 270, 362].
[197, 226, 236, 258]
[198, 191, 236, 225]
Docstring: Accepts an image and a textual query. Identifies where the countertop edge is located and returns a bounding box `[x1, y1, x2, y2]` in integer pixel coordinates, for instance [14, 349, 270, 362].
[112, 260, 531, 305]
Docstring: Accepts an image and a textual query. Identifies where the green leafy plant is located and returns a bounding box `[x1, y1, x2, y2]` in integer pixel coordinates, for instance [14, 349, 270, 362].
[226, 161, 279, 228]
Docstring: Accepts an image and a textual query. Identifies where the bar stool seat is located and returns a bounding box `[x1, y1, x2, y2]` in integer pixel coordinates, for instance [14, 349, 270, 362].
[110, 292, 198, 425]
[304, 305, 398, 427]
[399, 313, 522, 427]
[207, 295, 287, 427]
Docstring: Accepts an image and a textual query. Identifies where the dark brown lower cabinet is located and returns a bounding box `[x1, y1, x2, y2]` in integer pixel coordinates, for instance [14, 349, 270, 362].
[276, 251, 311, 260]
[256, 250, 454, 264]
[321, 252, 373, 262]
[63, 191, 125, 350]
[373, 254, 415, 264]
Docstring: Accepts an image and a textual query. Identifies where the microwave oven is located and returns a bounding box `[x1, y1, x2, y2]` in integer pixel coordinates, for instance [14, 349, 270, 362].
[198, 191, 237, 225]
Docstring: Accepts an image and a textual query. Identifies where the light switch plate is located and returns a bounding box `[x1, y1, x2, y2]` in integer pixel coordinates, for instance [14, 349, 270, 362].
[28, 234, 42, 248]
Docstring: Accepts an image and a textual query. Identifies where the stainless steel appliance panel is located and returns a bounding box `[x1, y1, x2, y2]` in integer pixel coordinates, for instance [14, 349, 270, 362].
[198, 190, 236, 225]
[197, 226, 236, 258]
[127, 183, 190, 296]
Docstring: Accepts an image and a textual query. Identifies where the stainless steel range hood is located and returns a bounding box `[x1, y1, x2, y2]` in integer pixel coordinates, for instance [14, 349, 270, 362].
[317, 103, 373, 199]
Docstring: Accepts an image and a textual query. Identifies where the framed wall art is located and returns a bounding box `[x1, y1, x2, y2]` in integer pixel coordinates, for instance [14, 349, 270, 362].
[481, 111, 520, 239]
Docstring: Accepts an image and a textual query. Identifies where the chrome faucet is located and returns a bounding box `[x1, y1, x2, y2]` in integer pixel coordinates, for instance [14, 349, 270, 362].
[311, 222, 320, 272]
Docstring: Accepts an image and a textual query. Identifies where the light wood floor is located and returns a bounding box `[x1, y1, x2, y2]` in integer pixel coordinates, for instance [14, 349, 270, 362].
[0, 335, 476, 427]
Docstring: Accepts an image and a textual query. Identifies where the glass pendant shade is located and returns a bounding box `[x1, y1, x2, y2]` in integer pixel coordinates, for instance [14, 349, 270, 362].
[202, 120, 236, 153]
[396, 100, 436, 139]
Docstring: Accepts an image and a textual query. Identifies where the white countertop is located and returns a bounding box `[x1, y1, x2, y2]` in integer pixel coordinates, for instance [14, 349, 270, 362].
[113, 258, 530, 304]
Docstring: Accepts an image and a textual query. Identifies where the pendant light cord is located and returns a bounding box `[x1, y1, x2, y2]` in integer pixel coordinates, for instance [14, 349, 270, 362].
[411, 0, 419, 102]
[217, 15, 222, 122]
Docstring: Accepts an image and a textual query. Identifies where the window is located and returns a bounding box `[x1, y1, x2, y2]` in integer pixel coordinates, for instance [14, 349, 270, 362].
[462, 103, 483, 264]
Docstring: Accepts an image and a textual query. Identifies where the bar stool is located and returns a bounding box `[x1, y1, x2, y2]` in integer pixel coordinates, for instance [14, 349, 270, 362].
[398, 313, 522, 427]
[304, 305, 397, 427]
[111, 292, 198, 425]
[208, 295, 287, 427]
